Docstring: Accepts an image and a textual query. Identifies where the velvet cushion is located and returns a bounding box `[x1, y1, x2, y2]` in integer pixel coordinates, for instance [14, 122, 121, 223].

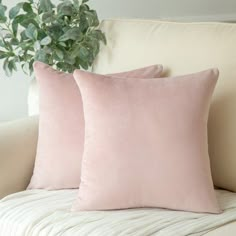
[72, 68, 220, 213]
[28, 62, 163, 190]
[92, 20, 236, 193]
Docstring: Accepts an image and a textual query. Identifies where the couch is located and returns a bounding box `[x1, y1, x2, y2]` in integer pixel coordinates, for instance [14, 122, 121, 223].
[1, 19, 236, 235]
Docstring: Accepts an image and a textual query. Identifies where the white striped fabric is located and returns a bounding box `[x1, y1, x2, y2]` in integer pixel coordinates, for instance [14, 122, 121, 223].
[0, 190, 236, 236]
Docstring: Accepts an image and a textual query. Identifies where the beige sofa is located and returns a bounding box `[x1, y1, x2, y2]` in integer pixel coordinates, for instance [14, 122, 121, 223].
[1, 19, 236, 235]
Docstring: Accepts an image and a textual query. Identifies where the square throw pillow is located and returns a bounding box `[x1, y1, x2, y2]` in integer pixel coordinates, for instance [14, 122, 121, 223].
[28, 62, 163, 190]
[72, 68, 220, 213]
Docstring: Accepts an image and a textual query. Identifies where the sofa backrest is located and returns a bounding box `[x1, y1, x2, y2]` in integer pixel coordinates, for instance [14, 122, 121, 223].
[92, 19, 236, 192]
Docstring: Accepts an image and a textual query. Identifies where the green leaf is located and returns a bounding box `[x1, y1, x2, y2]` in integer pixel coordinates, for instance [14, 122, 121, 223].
[43, 46, 52, 54]
[78, 46, 89, 60]
[59, 27, 82, 41]
[40, 36, 52, 45]
[22, 2, 33, 13]
[14, 13, 38, 27]
[0, 39, 4, 47]
[25, 23, 38, 40]
[0, 3, 7, 22]
[64, 52, 75, 65]
[89, 39, 99, 57]
[39, 0, 55, 13]
[20, 30, 28, 41]
[3, 39, 13, 51]
[82, 0, 89, 3]
[42, 11, 55, 23]
[78, 14, 88, 33]
[79, 3, 89, 12]
[28, 58, 34, 75]
[9, 59, 17, 71]
[0, 16, 6, 23]
[3, 58, 12, 76]
[57, 3, 74, 16]
[47, 24, 63, 39]
[9, 4, 22, 19]
[34, 49, 48, 63]
[37, 29, 47, 40]
[20, 17, 38, 28]
[88, 30, 106, 44]
[70, 44, 80, 58]
[12, 18, 18, 36]
[22, 61, 29, 75]
[0, 4, 7, 17]
[56, 61, 74, 72]
[13, 14, 26, 24]
[21, 19, 38, 28]
[55, 48, 64, 60]
[79, 59, 88, 70]
[10, 38, 19, 45]
[0, 50, 8, 59]
[56, 61, 65, 71]
[59, 42, 66, 47]
[85, 10, 99, 27]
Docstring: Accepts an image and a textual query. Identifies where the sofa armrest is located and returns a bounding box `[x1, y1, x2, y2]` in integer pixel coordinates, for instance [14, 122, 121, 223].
[0, 116, 38, 198]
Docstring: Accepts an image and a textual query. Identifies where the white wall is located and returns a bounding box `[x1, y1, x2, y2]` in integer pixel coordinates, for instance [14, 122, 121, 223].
[90, 0, 236, 21]
[1, 0, 236, 121]
[0, 65, 31, 122]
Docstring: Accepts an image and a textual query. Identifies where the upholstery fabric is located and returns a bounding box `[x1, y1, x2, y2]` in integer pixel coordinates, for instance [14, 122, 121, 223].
[0, 116, 38, 198]
[28, 62, 163, 189]
[73, 68, 220, 213]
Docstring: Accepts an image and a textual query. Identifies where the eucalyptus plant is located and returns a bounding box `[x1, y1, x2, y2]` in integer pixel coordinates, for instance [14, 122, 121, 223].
[0, 0, 106, 76]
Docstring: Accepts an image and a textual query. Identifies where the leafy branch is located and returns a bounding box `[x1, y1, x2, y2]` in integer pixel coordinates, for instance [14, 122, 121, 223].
[0, 0, 106, 76]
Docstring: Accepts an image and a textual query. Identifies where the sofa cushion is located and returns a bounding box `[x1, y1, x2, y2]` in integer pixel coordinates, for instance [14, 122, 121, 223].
[28, 62, 163, 190]
[72, 68, 219, 213]
[92, 19, 236, 192]
[0, 116, 38, 199]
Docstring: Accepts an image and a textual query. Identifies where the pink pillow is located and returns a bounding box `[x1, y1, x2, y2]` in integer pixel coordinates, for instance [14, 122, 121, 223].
[28, 62, 163, 190]
[72, 69, 220, 213]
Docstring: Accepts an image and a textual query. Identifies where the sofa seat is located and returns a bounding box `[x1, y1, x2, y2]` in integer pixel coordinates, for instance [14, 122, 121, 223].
[0, 190, 236, 236]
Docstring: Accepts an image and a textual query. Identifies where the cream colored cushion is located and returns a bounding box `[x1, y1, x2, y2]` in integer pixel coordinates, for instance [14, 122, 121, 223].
[0, 116, 38, 198]
[92, 19, 236, 192]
